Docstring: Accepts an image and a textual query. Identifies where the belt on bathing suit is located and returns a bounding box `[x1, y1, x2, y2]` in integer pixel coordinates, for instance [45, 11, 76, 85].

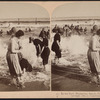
[89, 48, 98, 52]
[9, 51, 17, 54]
[11, 52, 17, 54]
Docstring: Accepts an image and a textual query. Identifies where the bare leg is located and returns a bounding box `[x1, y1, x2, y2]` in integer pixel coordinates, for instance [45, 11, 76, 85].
[23, 68, 26, 75]
[54, 56, 56, 64]
[44, 65, 45, 70]
[97, 74, 100, 85]
[56, 58, 59, 64]
[58, 58, 59, 63]
[17, 76, 25, 88]
[12, 77, 18, 86]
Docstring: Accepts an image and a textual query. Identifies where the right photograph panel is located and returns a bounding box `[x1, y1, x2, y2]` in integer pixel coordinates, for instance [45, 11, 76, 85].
[51, 2, 100, 91]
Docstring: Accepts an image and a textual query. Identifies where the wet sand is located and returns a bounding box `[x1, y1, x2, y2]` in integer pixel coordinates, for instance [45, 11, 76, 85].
[52, 64, 100, 91]
[0, 78, 49, 91]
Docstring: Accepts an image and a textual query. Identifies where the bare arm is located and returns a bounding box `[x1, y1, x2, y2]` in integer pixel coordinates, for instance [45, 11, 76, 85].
[92, 36, 100, 51]
[57, 40, 61, 49]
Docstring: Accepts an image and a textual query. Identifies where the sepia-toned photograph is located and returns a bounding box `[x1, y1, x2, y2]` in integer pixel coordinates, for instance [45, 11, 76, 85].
[1, 1, 100, 98]
[0, 2, 50, 91]
[51, 2, 100, 91]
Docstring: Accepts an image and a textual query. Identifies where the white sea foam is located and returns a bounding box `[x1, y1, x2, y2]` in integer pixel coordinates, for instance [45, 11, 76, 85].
[20, 38, 38, 67]
[0, 39, 7, 57]
[61, 35, 88, 55]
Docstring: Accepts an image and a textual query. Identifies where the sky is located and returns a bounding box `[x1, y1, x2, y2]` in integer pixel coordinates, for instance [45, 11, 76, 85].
[0, 3, 49, 19]
[52, 2, 100, 18]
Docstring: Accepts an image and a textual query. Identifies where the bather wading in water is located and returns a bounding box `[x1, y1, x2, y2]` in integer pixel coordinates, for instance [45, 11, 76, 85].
[52, 30, 62, 64]
[6, 30, 25, 88]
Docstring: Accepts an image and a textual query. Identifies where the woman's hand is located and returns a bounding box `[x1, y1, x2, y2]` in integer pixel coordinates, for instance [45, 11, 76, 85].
[18, 52, 23, 61]
[19, 46, 22, 49]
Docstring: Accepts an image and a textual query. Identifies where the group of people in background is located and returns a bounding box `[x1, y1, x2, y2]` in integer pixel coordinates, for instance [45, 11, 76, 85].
[6, 27, 50, 89]
[52, 24, 88, 37]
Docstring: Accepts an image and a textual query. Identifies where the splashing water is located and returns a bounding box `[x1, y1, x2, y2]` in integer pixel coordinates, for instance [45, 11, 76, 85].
[61, 35, 88, 55]
[0, 39, 7, 57]
[0, 38, 38, 67]
[20, 38, 38, 67]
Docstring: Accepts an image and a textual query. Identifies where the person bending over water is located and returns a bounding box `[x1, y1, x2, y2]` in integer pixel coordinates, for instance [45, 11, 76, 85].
[29, 37, 43, 58]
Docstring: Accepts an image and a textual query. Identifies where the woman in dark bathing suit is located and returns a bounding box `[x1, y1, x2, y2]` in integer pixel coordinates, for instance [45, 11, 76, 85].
[52, 30, 61, 64]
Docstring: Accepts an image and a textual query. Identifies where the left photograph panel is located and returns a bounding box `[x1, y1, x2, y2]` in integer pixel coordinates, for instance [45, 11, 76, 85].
[0, 2, 50, 91]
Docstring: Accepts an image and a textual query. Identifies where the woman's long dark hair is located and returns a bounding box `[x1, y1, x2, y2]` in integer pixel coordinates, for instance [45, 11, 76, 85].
[15, 30, 24, 38]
